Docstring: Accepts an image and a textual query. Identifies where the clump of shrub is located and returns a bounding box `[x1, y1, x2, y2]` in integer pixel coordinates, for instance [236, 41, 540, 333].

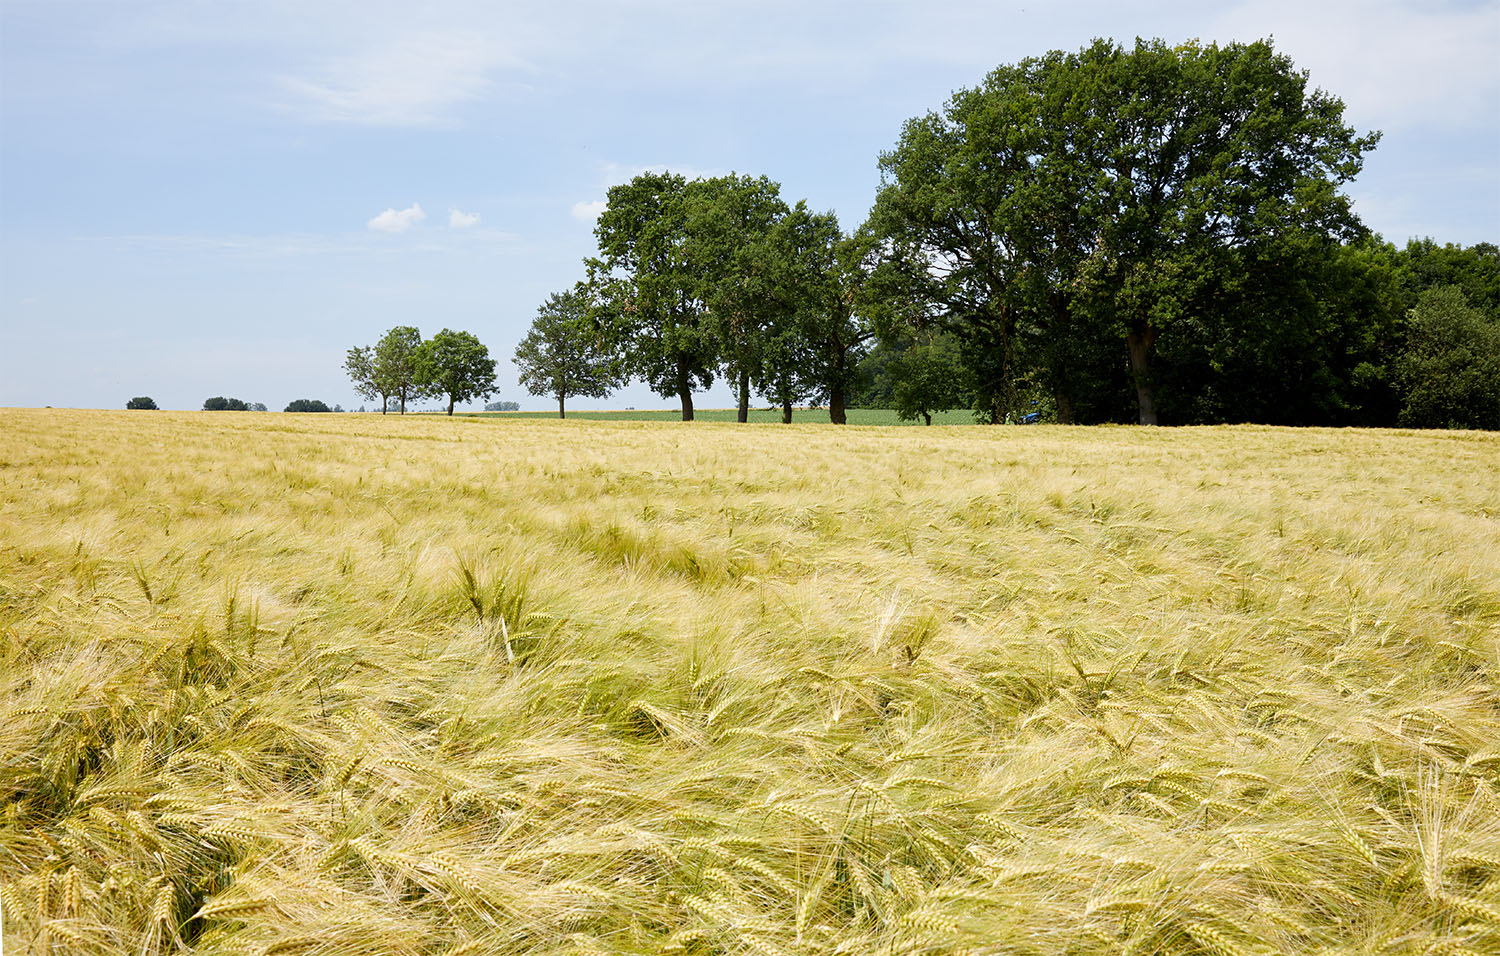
[1395, 285, 1500, 430]
[284, 399, 331, 413]
[203, 396, 248, 411]
[125, 396, 157, 409]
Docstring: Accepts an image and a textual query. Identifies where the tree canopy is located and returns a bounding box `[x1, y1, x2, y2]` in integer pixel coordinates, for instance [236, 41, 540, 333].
[514, 286, 623, 418]
[373, 326, 424, 415]
[1394, 286, 1500, 430]
[687, 174, 791, 421]
[284, 399, 331, 413]
[889, 332, 972, 426]
[591, 172, 718, 420]
[415, 329, 498, 416]
[344, 346, 384, 413]
[872, 38, 1378, 424]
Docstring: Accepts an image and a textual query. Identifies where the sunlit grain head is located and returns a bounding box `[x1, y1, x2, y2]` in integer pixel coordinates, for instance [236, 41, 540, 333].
[2, 409, 1497, 953]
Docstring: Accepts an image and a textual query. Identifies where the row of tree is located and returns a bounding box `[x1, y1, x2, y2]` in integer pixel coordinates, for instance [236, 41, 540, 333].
[203, 397, 268, 411]
[127, 397, 344, 411]
[345, 327, 499, 415]
[513, 38, 1497, 428]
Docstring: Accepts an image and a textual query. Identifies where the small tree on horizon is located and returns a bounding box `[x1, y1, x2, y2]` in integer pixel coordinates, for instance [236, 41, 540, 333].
[359, 326, 423, 414]
[515, 287, 624, 418]
[889, 332, 972, 426]
[284, 398, 332, 412]
[126, 396, 157, 410]
[344, 345, 387, 413]
[1394, 285, 1500, 430]
[414, 329, 499, 415]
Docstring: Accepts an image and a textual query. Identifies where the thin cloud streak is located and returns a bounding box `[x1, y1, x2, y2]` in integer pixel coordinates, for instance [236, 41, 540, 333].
[274, 30, 524, 127]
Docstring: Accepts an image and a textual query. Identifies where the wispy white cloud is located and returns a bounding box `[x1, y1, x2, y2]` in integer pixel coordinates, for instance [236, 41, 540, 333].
[449, 208, 481, 228]
[367, 203, 426, 233]
[571, 200, 606, 223]
[275, 30, 520, 127]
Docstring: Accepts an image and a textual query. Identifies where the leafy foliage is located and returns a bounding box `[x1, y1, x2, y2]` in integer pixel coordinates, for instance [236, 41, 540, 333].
[344, 344, 383, 411]
[202, 396, 249, 411]
[872, 38, 1377, 425]
[686, 174, 791, 420]
[514, 286, 623, 418]
[125, 396, 157, 410]
[1400, 239, 1500, 316]
[888, 332, 972, 425]
[283, 398, 331, 413]
[414, 328, 498, 416]
[373, 326, 424, 415]
[591, 172, 718, 420]
[1395, 286, 1500, 429]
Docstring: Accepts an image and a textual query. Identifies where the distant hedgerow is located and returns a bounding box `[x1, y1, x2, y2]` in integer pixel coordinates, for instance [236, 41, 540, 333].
[284, 399, 332, 413]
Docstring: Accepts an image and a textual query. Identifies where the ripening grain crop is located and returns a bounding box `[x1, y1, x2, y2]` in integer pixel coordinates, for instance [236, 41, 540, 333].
[2, 409, 1498, 955]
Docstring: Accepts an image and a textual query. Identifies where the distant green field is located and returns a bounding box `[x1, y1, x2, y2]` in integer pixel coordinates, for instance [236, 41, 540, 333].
[463, 407, 982, 425]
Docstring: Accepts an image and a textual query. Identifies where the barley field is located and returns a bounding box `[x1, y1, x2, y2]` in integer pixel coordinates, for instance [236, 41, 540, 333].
[2, 409, 1498, 956]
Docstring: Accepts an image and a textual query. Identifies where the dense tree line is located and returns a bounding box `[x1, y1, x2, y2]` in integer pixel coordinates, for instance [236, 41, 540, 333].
[346, 327, 499, 415]
[202, 397, 267, 411]
[284, 399, 332, 413]
[517, 37, 1495, 429]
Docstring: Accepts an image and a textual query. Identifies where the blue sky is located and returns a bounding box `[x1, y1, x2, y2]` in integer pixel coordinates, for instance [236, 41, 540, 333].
[3, 0, 1497, 412]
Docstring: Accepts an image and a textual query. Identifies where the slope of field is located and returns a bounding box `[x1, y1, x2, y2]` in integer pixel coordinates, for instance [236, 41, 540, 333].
[2, 409, 1498, 955]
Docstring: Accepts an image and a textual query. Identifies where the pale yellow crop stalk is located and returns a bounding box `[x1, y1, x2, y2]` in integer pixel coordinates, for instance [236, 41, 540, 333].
[1, 409, 1497, 954]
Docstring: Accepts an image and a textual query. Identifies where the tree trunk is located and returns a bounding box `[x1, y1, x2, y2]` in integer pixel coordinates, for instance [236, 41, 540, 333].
[923, 410, 932, 426]
[1127, 323, 1160, 426]
[1055, 389, 1075, 425]
[737, 369, 749, 423]
[1051, 293, 1075, 425]
[558, 393, 566, 419]
[446, 396, 455, 416]
[677, 360, 695, 421]
[380, 393, 388, 415]
[781, 400, 792, 424]
[828, 347, 847, 425]
[399, 391, 406, 415]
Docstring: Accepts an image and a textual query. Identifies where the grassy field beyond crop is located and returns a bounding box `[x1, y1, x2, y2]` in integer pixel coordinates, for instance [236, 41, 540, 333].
[3, 410, 1498, 955]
